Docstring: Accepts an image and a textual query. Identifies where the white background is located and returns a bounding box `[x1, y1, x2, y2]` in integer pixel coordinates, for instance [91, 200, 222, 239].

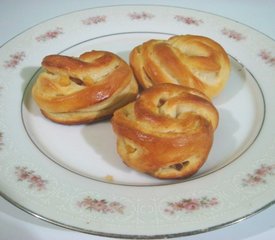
[1, 0, 275, 239]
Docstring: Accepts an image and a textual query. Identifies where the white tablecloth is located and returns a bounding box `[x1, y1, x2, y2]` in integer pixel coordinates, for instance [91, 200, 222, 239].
[1, 0, 275, 239]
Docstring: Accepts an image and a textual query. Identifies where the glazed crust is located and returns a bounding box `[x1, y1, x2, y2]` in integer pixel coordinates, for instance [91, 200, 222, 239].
[111, 83, 219, 179]
[32, 50, 138, 124]
[130, 34, 230, 98]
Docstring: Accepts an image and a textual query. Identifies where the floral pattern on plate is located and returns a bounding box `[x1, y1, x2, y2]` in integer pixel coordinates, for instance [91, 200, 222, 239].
[258, 50, 275, 67]
[3, 51, 26, 69]
[164, 197, 218, 214]
[15, 166, 48, 191]
[242, 164, 275, 186]
[36, 27, 63, 42]
[78, 196, 125, 214]
[221, 28, 246, 41]
[174, 15, 203, 26]
[128, 11, 154, 20]
[82, 15, 107, 25]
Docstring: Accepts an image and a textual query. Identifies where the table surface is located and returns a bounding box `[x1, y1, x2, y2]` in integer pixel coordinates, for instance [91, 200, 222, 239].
[1, 0, 275, 239]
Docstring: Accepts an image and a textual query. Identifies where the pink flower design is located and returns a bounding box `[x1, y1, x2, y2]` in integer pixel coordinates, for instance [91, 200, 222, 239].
[128, 11, 154, 20]
[221, 28, 246, 41]
[258, 50, 275, 67]
[3, 51, 26, 69]
[78, 196, 125, 214]
[82, 15, 107, 25]
[15, 166, 48, 191]
[36, 27, 63, 42]
[242, 164, 275, 186]
[165, 197, 218, 215]
[174, 15, 203, 26]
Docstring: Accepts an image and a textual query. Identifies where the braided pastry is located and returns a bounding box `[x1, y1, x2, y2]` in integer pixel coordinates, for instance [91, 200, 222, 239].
[111, 83, 218, 179]
[130, 34, 230, 98]
[32, 50, 138, 124]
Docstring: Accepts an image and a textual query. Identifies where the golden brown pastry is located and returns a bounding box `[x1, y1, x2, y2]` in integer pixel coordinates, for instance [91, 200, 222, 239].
[130, 34, 230, 98]
[32, 50, 138, 124]
[111, 83, 219, 179]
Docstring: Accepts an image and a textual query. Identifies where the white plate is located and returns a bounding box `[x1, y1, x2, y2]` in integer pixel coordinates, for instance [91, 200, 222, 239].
[1, 5, 275, 239]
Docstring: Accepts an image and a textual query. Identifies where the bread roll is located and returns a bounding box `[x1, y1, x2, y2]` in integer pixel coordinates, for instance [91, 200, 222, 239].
[32, 50, 138, 124]
[111, 83, 219, 179]
[130, 34, 230, 98]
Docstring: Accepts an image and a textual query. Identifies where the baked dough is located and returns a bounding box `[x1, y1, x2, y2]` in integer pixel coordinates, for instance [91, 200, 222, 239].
[32, 50, 138, 124]
[130, 34, 230, 98]
[111, 83, 219, 179]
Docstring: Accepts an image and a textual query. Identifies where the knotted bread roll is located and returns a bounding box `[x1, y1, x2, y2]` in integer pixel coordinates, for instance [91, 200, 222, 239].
[111, 83, 218, 179]
[32, 50, 138, 124]
[130, 34, 230, 98]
